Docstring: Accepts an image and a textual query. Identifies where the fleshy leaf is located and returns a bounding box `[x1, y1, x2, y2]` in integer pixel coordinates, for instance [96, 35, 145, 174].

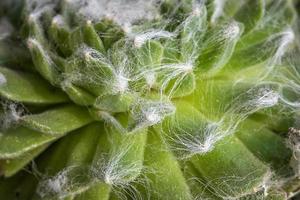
[91, 117, 147, 185]
[190, 135, 269, 198]
[21, 105, 93, 135]
[34, 124, 104, 199]
[180, 3, 207, 61]
[83, 20, 105, 53]
[234, 0, 265, 34]
[160, 100, 216, 158]
[163, 39, 181, 64]
[0, 67, 68, 104]
[236, 119, 292, 174]
[36, 123, 101, 174]
[182, 162, 222, 199]
[48, 15, 73, 57]
[74, 183, 111, 200]
[196, 21, 243, 75]
[61, 83, 96, 106]
[36, 165, 95, 200]
[134, 129, 193, 200]
[27, 38, 61, 85]
[134, 40, 163, 88]
[65, 123, 102, 166]
[69, 28, 84, 54]
[165, 73, 196, 98]
[94, 94, 134, 113]
[135, 40, 164, 68]
[94, 19, 124, 49]
[0, 144, 47, 177]
[26, 15, 47, 46]
[236, 0, 296, 48]
[226, 30, 295, 70]
[0, 127, 57, 159]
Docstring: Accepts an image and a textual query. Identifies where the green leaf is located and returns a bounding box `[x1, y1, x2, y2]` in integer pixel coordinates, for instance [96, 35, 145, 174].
[91, 117, 147, 184]
[94, 19, 124, 50]
[279, 85, 300, 108]
[0, 67, 68, 104]
[196, 22, 243, 75]
[134, 40, 164, 90]
[160, 0, 194, 30]
[26, 16, 46, 46]
[136, 40, 164, 68]
[33, 120, 143, 198]
[136, 129, 193, 200]
[65, 123, 102, 166]
[165, 73, 196, 98]
[27, 38, 60, 85]
[186, 78, 244, 119]
[180, 4, 207, 61]
[109, 40, 133, 68]
[74, 183, 111, 200]
[234, 0, 265, 34]
[250, 110, 295, 133]
[69, 27, 84, 53]
[33, 124, 104, 199]
[163, 39, 181, 64]
[190, 135, 269, 198]
[0, 144, 48, 177]
[64, 48, 111, 96]
[21, 105, 94, 135]
[236, 119, 292, 174]
[94, 94, 134, 113]
[48, 15, 73, 57]
[184, 79, 278, 121]
[83, 21, 105, 53]
[35, 165, 95, 200]
[222, 0, 246, 17]
[0, 127, 57, 159]
[62, 83, 96, 106]
[182, 162, 222, 199]
[160, 100, 213, 158]
[36, 123, 102, 172]
[226, 31, 294, 70]
[234, 0, 296, 49]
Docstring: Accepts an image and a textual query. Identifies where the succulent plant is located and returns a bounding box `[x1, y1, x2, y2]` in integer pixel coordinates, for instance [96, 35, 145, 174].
[0, 0, 300, 199]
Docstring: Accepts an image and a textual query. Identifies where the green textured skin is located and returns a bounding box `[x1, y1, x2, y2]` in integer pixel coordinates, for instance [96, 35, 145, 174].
[0, 0, 299, 199]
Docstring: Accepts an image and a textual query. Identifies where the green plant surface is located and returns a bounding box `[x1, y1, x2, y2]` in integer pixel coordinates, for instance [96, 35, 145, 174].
[0, 0, 300, 199]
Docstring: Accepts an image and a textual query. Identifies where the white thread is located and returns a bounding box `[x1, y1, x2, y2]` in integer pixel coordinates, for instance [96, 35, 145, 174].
[0, 73, 6, 86]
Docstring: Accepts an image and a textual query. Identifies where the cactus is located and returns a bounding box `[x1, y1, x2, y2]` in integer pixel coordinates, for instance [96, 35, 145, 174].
[0, 0, 300, 199]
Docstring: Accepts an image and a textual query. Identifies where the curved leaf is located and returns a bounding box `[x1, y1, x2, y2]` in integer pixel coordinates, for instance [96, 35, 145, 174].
[21, 105, 94, 135]
[234, 0, 265, 34]
[196, 22, 243, 75]
[74, 183, 111, 200]
[135, 129, 193, 200]
[236, 119, 292, 174]
[0, 67, 68, 104]
[0, 144, 47, 177]
[180, 3, 207, 61]
[0, 127, 57, 159]
[91, 117, 147, 185]
[34, 124, 105, 199]
[83, 21, 105, 53]
[190, 135, 269, 198]
[27, 38, 60, 85]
